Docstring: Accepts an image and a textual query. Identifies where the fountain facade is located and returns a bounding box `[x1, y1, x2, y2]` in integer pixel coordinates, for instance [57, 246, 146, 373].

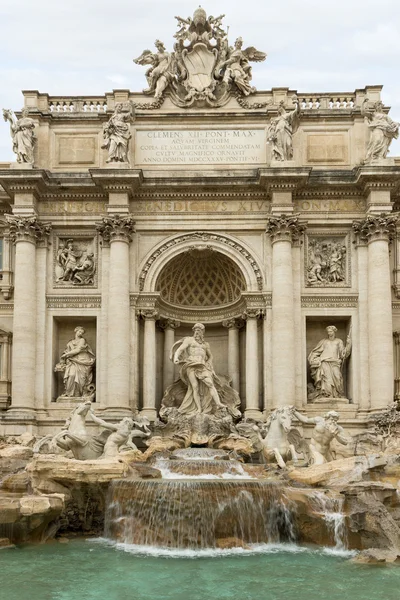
[0, 6, 400, 565]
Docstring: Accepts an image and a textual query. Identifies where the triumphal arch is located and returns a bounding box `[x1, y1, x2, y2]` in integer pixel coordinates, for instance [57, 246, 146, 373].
[0, 7, 400, 436]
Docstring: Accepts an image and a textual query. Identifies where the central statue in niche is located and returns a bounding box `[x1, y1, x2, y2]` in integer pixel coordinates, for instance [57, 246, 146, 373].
[171, 323, 225, 416]
[161, 323, 241, 422]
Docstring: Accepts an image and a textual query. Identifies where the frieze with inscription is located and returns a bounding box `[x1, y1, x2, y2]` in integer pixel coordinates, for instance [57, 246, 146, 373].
[40, 201, 107, 216]
[295, 199, 366, 213]
[133, 199, 269, 214]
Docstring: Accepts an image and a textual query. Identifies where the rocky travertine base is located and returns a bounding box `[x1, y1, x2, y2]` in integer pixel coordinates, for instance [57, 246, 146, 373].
[351, 548, 400, 564]
[0, 493, 64, 543]
[0, 440, 399, 561]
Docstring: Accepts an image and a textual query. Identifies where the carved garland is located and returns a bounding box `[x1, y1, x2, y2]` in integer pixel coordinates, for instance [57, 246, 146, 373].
[138, 232, 264, 292]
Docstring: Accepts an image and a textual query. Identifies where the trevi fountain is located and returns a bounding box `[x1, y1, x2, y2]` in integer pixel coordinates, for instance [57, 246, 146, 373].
[1, 7, 400, 600]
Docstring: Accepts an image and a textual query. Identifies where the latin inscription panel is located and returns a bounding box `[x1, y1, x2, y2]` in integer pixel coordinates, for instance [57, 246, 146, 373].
[135, 129, 266, 165]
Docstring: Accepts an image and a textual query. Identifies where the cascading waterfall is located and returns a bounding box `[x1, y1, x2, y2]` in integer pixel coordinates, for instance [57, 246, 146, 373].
[105, 479, 296, 550]
[310, 492, 347, 550]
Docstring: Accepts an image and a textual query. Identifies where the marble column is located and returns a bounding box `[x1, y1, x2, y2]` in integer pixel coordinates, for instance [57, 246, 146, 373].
[141, 309, 159, 421]
[97, 214, 135, 414]
[353, 213, 397, 410]
[7, 216, 51, 415]
[266, 214, 306, 408]
[222, 318, 242, 393]
[160, 319, 180, 391]
[243, 309, 262, 419]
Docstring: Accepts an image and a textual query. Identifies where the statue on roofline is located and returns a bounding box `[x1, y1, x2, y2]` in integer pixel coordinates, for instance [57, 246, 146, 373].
[362, 98, 399, 163]
[133, 8, 266, 108]
[3, 107, 36, 164]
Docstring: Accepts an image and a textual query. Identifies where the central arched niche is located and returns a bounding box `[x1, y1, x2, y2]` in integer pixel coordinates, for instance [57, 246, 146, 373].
[153, 248, 249, 411]
[156, 248, 246, 308]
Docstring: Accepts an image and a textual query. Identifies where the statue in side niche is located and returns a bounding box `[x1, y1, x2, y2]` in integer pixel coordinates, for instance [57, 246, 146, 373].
[2, 107, 36, 164]
[102, 101, 134, 163]
[267, 98, 300, 161]
[292, 409, 349, 464]
[362, 99, 399, 163]
[54, 327, 96, 400]
[308, 325, 351, 400]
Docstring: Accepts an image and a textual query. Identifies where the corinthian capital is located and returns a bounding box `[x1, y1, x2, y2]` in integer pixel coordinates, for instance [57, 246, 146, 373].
[266, 214, 307, 244]
[6, 215, 51, 244]
[158, 319, 180, 331]
[139, 309, 159, 321]
[96, 214, 136, 243]
[352, 213, 398, 243]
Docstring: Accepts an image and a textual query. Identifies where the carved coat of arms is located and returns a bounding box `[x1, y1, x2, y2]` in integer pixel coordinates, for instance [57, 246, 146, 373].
[133, 7, 266, 108]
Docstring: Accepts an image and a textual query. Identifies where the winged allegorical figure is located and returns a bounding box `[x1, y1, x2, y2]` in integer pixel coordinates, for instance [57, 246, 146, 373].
[133, 9, 266, 106]
[134, 40, 177, 99]
[219, 37, 266, 96]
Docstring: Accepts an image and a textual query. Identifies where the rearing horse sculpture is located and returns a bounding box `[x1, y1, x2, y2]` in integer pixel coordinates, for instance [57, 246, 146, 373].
[261, 406, 301, 468]
[34, 401, 106, 460]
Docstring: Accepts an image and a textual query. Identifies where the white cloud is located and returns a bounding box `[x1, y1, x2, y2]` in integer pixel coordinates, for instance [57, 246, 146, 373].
[0, 0, 400, 159]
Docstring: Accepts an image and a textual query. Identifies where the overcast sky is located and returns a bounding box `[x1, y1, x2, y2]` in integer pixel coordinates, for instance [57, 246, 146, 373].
[1, 0, 399, 160]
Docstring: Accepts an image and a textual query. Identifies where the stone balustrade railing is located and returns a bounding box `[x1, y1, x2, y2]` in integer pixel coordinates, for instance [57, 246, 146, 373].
[299, 94, 356, 110]
[48, 98, 108, 113]
[20, 85, 383, 114]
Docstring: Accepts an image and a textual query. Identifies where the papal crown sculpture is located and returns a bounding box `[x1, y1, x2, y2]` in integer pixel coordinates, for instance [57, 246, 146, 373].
[134, 7, 266, 108]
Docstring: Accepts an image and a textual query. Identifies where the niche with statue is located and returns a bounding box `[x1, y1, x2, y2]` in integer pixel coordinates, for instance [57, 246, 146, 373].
[305, 317, 352, 404]
[52, 317, 97, 402]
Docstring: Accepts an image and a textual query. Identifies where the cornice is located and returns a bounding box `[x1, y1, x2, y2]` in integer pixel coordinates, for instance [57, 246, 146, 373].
[134, 190, 267, 201]
[258, 167, 311, 193]
[0, 170, 51, 200]
[89, 169, 143, 197]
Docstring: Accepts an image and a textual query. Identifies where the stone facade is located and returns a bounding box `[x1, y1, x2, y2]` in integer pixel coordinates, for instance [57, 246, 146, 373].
[0, 9, 400, 436]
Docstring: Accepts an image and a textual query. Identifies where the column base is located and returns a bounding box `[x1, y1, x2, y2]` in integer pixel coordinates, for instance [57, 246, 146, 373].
[244, 408, 263, 421]
[99, 407, 133, 419]
[4, 407, 37, 420]
[140, 408, 158, 422]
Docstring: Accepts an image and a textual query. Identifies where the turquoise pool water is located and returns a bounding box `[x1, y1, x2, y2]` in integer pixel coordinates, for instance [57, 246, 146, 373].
[1, 539, 399, 600]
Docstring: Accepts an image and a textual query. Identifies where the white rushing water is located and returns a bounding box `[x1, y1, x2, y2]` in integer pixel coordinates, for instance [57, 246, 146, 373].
[310, 491, 350, 552]
[154, 457, 254, 480]
[93, 538, 356, 558]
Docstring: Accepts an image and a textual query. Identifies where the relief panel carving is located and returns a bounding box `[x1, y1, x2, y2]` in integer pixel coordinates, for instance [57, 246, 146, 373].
[305, 232, 350, 288]
[53, 233, 97, 288]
